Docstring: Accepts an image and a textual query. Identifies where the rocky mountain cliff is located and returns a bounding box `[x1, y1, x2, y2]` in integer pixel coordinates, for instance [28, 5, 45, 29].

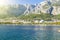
[24, 0, 60, 15]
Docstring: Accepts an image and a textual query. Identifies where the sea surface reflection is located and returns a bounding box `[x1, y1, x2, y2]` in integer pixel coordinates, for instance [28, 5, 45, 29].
[0, 24, 60, 40]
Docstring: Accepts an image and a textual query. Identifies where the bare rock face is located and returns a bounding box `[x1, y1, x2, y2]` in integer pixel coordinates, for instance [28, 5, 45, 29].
[33, 0, 60, 15]
[52, 6, 60, 15]
[49, 0, 59, 2]
[23, 0, 60, 15]
[23, 4, 36, 15]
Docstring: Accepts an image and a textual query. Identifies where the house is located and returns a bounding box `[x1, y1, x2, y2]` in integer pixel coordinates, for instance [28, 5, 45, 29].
[39, 20, 44, 23]
[33, 19, 44, 23]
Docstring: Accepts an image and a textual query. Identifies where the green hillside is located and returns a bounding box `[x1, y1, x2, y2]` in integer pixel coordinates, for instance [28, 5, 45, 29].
[19, 13, 53, 21]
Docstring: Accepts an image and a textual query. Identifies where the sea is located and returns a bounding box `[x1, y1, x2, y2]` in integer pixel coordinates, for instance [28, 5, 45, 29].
[0, 24, 60, 40]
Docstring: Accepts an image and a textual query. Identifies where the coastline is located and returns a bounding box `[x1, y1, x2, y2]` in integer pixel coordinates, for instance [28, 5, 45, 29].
[0, 21, 60, 25]
[0, 19, 60, 26]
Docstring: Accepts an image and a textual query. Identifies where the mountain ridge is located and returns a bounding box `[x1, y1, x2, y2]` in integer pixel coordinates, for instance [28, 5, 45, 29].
[0, 0, 60, 19]
[24, 0, 60, 15]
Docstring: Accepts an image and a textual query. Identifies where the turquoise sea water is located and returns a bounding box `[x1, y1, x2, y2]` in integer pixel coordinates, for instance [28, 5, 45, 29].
[0, 24, 60, 40]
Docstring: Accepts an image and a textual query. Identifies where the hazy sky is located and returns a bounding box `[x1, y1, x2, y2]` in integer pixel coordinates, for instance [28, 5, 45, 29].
[0, 0, 44, 5]
[19, 0, 44, 4]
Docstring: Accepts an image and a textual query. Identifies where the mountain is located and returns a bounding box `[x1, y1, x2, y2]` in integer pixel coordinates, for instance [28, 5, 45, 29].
[24, 4, 36, 15]
[19, 0, 60, 21]
[43, 0, 60, 15]
[7, 4, 26, 16]
[24, 0, 60, 15]
[0, 4, 26, 18]
[0, 0, 60, 19]
[0, 4, 36, 18]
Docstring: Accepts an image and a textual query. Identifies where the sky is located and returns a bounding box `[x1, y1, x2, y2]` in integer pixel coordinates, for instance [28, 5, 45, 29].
[19, 0, 44, 4]
[0, 0, 44, 5]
